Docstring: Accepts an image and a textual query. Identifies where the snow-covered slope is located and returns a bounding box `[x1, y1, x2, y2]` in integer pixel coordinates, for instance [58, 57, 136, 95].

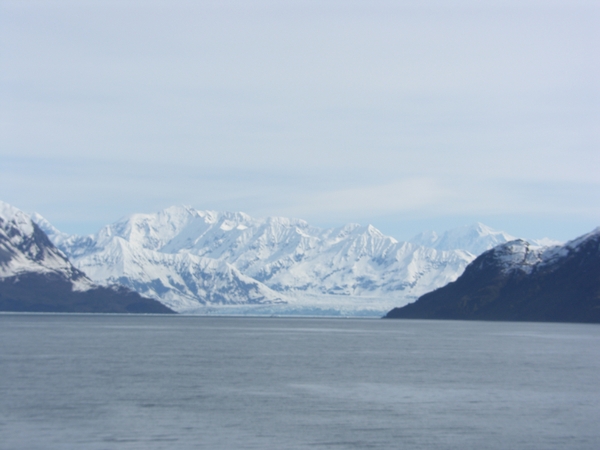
[33, 205, 516, 315]
[409, 222, 517, 255]
[0, 201, 174, 313]
[478, 227, 600, 276]
[71, 239, 286, 312]
[0, 201, 91, 289]
[409, 222, 561, 255]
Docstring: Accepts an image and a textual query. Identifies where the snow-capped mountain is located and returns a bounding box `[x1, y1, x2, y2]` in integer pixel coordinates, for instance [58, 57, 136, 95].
[409, 222, 516, 255]
[33, 205, 520, 315]
[386, 227, 600, 323]
[0, 201, 89, 286]
[0, 201, 174, 313]
[409, 222, 561, 255]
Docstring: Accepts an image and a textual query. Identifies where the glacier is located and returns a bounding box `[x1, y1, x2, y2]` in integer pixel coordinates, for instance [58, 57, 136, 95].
[30, 205, 533, 316]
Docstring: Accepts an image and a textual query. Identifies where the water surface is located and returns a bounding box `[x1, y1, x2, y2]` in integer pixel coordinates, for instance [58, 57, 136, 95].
[1, 314, 599, 449]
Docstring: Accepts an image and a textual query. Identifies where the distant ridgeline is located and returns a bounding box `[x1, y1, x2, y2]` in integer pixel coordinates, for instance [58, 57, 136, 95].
[0, 201, 174, 314]
[385, 228, 600, 324]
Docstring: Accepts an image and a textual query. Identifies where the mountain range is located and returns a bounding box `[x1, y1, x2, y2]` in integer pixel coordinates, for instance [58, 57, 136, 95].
[6, 199, 580, 317]
[29, 204, 548, 315]
[385, 228, 600, 323]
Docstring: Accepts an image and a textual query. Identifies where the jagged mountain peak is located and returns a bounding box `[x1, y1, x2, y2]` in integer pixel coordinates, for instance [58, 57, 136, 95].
[440, 222, 515, 242]
[472, 239, 542, 275]
[0, 200, 34, 236]
[0, 202, 80, 281]
[473, 221, 499, 233]
[29, 212, 67, 240]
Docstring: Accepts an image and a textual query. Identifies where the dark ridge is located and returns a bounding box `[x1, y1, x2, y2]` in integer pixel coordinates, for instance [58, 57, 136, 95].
[384, 231, 600, 324]
[0, 272, 175, 314]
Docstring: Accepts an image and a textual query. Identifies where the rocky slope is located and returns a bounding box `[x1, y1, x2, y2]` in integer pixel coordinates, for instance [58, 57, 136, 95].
[0, 201, 174, 314]
[385, 228, 600, 323]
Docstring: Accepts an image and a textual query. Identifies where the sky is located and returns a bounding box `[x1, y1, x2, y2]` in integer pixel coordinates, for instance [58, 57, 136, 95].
[1, 0, 599, 242]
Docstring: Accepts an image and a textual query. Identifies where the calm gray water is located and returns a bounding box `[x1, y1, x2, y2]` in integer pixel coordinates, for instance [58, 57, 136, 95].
[1, 314, 599, 450]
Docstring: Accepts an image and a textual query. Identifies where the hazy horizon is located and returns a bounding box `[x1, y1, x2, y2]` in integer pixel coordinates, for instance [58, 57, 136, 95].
[2, 0, 598, 241]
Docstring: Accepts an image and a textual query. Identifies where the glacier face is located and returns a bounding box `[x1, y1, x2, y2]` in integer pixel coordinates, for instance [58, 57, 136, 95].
[34, 206, 520, 315]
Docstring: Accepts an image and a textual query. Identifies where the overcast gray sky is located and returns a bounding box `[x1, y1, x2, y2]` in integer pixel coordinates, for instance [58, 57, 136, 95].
[1, 0, 599, 241]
